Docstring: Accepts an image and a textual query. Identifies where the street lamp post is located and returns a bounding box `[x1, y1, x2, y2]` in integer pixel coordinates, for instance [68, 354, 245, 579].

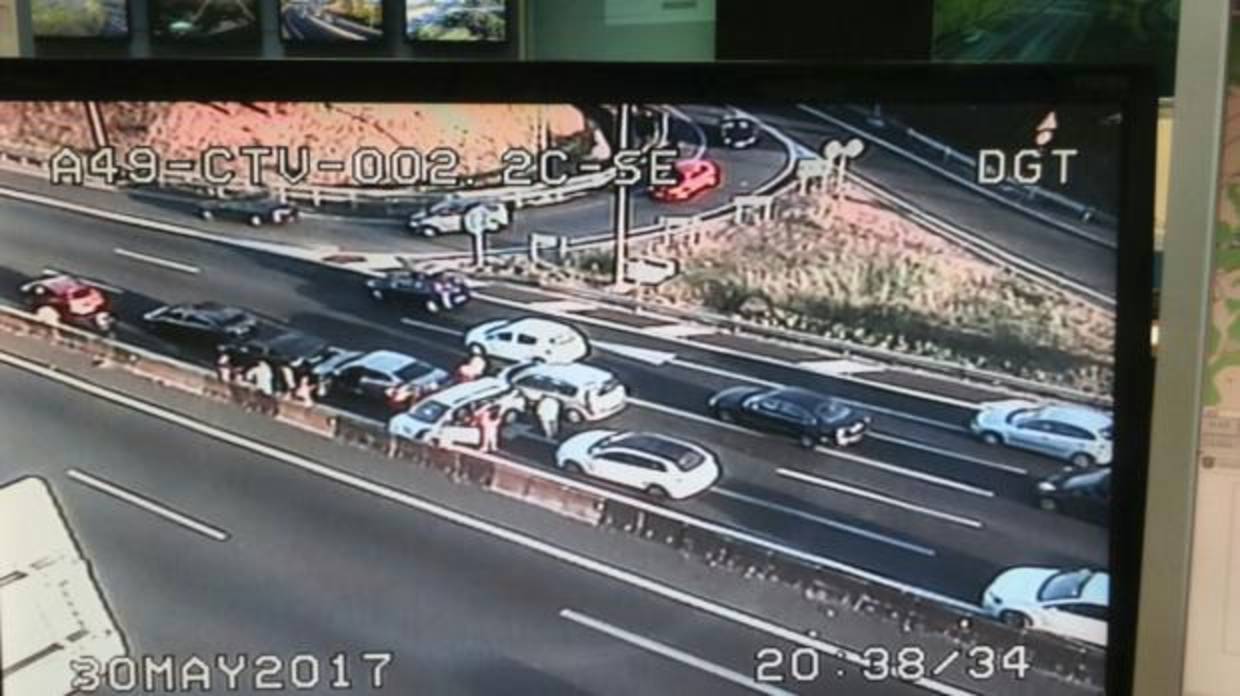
[613, 103, 632, 287]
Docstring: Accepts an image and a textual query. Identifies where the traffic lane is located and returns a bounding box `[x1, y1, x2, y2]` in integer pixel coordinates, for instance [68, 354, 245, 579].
[749, 106, 1116, 296]
[499, 412, 1105, 604]
[0, 365, 799, 696]
[939, 3, 1094, 61]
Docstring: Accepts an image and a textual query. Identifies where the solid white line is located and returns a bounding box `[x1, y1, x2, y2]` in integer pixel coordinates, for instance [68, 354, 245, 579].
[400, 317, 464, 337]
[66, 468, 229, 542]
[777, 468, 983, 530]
[869, 433, 1029, 476]
[559, 609, 796, 696]
[113, 248, 201, 275]
[712, 487, 936, 557]
[0, 349, 981, 696]
[628, 397, 993, 497]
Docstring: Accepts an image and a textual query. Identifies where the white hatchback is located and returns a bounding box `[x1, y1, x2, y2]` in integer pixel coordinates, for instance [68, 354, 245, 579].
[554, 430, 720, 499]
[499, 362, 627, 422]
[981, 567, 1109, 647]
[388, 377, 526, 447]
[465, 317, 589, 364]
[971, 400, 1113, 467]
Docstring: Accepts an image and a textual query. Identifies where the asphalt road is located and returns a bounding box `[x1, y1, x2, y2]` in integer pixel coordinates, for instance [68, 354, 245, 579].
[282, 7, 383, 43]
[3, 364, 945, 696]
[933, 0, 1096, 62]
[746, 105, 1117, 298]
[0, 191, 1110, 612]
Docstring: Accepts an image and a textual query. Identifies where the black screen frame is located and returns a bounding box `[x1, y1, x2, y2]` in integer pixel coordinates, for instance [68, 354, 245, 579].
[0, 59, 1157, 695]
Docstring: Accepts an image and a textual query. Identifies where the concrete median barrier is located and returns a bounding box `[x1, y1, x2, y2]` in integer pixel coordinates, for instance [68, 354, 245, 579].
[276, 400, 336, 437]
[334, 413, 392, 455]
[487, 460, 602, 525]
[129, 358, 207, 396]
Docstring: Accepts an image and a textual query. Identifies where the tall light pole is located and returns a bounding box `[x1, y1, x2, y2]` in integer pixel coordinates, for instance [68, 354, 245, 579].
[612, 103, 632, 287]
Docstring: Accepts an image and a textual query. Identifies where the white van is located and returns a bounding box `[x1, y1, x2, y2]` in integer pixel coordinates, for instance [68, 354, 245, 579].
[388, 377, 526, 447]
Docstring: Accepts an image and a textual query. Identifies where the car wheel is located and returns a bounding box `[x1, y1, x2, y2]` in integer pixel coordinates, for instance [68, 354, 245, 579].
[249, 214, 263, 227]
[717, 409, 735, 423]
[1070, 452, 1095, 468]
[425, 299, 440, 314]
[999, 611, 1031, 630]
[1039, 497, 1058, 512]
[798, 433, 817, 449]
[565, 409, 584, 424]
[199, 209, 214, 221]
[981, 431, 1002, 446]
[645, 485, 670, 499]
[370, 289, 385, 301]
[502, 409, 519, 425]
[468, 342, 486, 356]
[561, 460, 583, 474]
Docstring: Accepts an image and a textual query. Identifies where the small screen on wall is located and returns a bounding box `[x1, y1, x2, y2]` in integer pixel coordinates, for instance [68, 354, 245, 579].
[405, 0, 506, 42]
[281, 0, 384, 42]
[932, 0, 1179, 95]
[150, 0, 260, 41]
[32, 0, 130, 38]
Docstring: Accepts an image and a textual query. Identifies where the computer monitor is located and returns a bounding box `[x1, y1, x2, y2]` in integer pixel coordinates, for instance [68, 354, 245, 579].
[0, 61, 1155, 696]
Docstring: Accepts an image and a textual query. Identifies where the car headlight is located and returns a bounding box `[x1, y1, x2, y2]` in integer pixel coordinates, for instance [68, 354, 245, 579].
[1037, 481, 1056, 494]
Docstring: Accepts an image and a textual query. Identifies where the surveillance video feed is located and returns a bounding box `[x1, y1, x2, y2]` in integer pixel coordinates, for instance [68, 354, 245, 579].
[150, 0, 259, 41]
[0, 100, 1122, 695]
[32, 0, 129, 38]
[406, 0, 505, 42]
[933, 0, 1180, 95]
[280, 0, 383, 43]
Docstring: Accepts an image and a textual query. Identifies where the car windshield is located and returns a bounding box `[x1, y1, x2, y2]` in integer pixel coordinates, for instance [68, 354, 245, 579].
[69, 287, 96, 300]
[816, 401, 848, 420]
[1038, 569, 1093, 602]
[1100, 426, 1113, 441]
[1006, 408, 1034, 424]
[396, 361, 434, 381]
[613, 435, 704, 471]
[216, 310, 251, 326]
[408, 401, 448, 423]
[598, 378, 622, 394]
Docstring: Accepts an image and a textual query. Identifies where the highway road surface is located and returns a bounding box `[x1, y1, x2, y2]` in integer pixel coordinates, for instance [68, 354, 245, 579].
[281, 5, 383, 43]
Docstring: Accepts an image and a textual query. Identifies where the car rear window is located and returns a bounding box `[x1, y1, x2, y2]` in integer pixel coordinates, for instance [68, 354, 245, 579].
[69, 287, 95, 300]
[1038, 569, 1092, 602]
[1100, 426, 1113, 441]
[598, 378, 622, 394]
[396, 361, 434, 381]
[218, 310, 251, 326]
[614, 435, 702, 471]
[816, 401, 848, 420]
[409, 401, 448, 423]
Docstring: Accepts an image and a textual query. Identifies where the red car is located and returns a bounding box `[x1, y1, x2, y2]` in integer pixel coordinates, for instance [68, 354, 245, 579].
[650, 159, 721, 202]
[19, 274, 115, 333]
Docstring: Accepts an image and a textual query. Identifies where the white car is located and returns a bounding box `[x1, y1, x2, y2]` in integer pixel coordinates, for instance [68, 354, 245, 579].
[554, 430, 720, 499]
[971, 400, 1113, 467]
[465, 317, 589, 364]
[981, 567, 1109, 647]
[388, 377, 526, 447]
[499, 362, 627, 422]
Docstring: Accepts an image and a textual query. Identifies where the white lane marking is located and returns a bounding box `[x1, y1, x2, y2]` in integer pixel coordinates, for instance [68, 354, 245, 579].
[870, 433, 1028, 476]
[529, 300, 597, 313]
[646, 324, 717, 339]
[113, 248, 201, 275]
[476, 291, 980, 411]
[712, 487, 936, 557]
[0, 349, 982, 696]
[560, 609, 796, 696]
[628, 397, 993, 497]
[777, 469, 984, 530]
[800, 359, 884, 375]
[400, 317, 464, 337]
[664, 105, 708, 160]
[66, 468, 229, 542]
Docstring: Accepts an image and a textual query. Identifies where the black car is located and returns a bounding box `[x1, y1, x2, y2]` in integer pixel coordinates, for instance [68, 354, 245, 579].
[365, 270, 471, 314]
[708, 385, 869, 448]
[1035, 467, 1110, 524]
[143, 302, 258, 346]
[218, 326, 341, 377]
[196, 196, 299, 226]
[719, 116, 760, 149]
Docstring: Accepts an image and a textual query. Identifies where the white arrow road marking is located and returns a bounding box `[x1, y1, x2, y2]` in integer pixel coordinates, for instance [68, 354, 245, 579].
[67, 468, 229, 541]
[595, 340, 678, 366]
[777, 468, 984, 530]
[559, 609, 797, 696]
[114, 248, 200, 275]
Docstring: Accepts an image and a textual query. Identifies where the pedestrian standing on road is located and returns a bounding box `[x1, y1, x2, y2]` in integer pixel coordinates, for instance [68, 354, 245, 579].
[248, 359, 276, 397]
[295, 373, 315, 405]
[535, 395, 561, 439]
[216, 350, 234, 383]
[455, 354, 487, 383]
[478, 404, 502, 453]
[279, 364, 297, 396]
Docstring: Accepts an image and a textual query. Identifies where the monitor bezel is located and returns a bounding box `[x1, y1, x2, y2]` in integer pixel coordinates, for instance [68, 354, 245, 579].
[0, 59, 1158, 695]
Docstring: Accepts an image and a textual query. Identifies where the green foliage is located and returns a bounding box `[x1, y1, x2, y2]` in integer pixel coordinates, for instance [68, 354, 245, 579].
[33, 0, 107, 36]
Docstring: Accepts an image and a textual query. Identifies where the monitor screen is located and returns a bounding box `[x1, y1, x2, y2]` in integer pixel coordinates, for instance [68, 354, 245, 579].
[32, 0, 130, 38]
[405, 0, 506, 42]
[150, 0, 260, 41]
[0, 62, 1153, 696]
[280, 0, 384, 43]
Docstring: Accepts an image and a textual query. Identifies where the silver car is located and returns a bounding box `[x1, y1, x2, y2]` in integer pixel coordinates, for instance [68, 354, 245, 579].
[499, 362, 627, 422]
[971, 400, 1113, 467]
